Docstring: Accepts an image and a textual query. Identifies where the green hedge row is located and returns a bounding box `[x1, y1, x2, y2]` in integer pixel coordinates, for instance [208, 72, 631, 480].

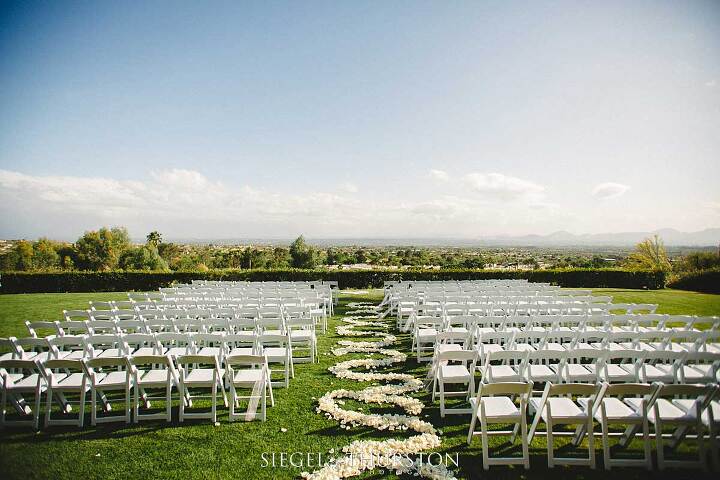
[667, 268, 720, 294]
[0, 268, 666, 293]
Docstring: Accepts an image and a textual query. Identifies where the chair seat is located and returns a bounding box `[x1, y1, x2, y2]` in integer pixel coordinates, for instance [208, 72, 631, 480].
[439, 364, 471, 381]
[229, 347, 255, 356]
[184, 368, 223, 385]
[471, 396, 521, 419]
[682, 365, 716, 382]
[58, 350, 85, 360]
[604, 364, 637, 381]
[626, 398, 694, 424]
[130, 347, 157, 356]
[197, 347, 222, 357]
[542, 342, 566, 352]
[564, 364, 596, 381]
[264, 347, 289, 359]
[137, 369, 171, 386]
[673, 399, 720, 426]
[580, 397, 642, 422]
[531, 397, 586, 421]
[527, 364, 558, 382]
[642, 364, 675, 382]
[164, 347, 192, 357]
[513, 344, 535, 352]
[54, 372, 87, 390]
[97, 371, 129, 387]
[486, 365, 523, 382]
[7, 374, 44, 391]
[232, 369, 264, 384]
[97, 348, 124, 358]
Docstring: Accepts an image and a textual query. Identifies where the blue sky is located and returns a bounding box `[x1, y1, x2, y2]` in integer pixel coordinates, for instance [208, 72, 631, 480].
[1, 1, 719, 240]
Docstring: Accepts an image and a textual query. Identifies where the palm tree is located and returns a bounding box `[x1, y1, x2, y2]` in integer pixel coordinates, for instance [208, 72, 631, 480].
[629, 235, 671, 271]
[146, 231, 162, 247]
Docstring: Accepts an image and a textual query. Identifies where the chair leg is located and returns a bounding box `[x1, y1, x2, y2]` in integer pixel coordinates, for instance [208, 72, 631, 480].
[481, 417, 490, 470]
[521, 417, 530, 469]
[587, 417, 596, 469]
[78, 388, 86, 428]
[165, 383, 172, 422]
[547, 419, 555, 468]
[656, 420, 665, 470]
[44, 386, 52, 428]
[602, 418, 611, 470]
[643, 418, 652, 470]
[179, 383, 185, 423]
[467, 414, 477, 445]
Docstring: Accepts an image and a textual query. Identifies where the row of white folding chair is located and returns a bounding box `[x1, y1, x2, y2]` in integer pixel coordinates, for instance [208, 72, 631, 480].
[44, 310, 318, 335]
[467, 381, 719, 471]
[475, 328, 720, 358]
[0, 353, 276, 429]
[480, 348, 720, 385]
[4, 331, 306, 375]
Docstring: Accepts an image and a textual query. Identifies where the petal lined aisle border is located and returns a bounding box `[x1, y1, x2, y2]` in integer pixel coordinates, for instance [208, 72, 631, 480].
[301, 302, 457, 480]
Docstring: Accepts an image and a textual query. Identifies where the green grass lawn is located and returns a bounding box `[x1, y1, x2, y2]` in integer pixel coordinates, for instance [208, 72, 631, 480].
[0, 288, 718, 479]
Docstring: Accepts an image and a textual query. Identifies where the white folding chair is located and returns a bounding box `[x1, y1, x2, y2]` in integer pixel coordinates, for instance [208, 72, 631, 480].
[528, 382, 601, 468]
[286, 317, 317, 364]
[467, 381, 533, 469]
[127, 354, 178, 423]
[582, 382, 660, 470]
[257, 334, 293, 387]
[43, 359, 89, 428]
[431, 350, 477, 417]
[0, 359, 47, 429]
[225, 354, 273, 422]
[83, 356, 132, 425]
[640, 383, 716, 470]
[481, 349, 525, 383]
[177, 354, 226, 423]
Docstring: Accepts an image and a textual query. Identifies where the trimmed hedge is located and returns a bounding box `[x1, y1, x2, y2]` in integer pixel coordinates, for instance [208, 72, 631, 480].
[667, 268, 720, 294]
[0, 268, 666, 293]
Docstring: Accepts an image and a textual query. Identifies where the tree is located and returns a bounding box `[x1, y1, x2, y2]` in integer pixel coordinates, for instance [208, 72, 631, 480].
[0, 240, 34, 271]
[118, 245, 169, 271]
[677, 251, 720, 272]
[289, 235, 318, 268]
[32, 238, 60, 270]
[629, 235, 672, 271]
[146, 231, 163, 247]
[74, 227, 131, 270]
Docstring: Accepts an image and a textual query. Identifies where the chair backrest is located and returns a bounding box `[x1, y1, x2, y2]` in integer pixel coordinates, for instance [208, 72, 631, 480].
[478, 380, 533, 397]
[56, 320, 89, 336]
[438, 349, 477, 363]
[25, 320, 60, 338]
[128, 354, 173, 368]
[176, 354, 220, 369]
[45, 358, 84, 372]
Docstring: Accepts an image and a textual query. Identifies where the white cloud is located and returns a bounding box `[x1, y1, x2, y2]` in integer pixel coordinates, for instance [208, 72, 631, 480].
[338, 182, 358, 193]
[463, 172, 545, 202]
[592, 182, 630, 199]
[706, 79, 717, 88]
[428, 169, 449, 182]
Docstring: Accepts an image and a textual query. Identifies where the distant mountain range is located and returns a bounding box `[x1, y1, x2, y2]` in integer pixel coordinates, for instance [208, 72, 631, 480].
[470, 228, 720, 247]
[163, 228, 720, 247]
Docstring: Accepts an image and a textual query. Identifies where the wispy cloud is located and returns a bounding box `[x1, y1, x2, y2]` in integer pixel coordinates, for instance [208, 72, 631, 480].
[463, 172, 545, 203]
[428, 169, 449, 182]
[592, 182, 630, 199]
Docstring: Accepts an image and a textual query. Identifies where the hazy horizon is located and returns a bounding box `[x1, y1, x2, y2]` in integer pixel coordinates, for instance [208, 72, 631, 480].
[1, 1, 719, 239]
